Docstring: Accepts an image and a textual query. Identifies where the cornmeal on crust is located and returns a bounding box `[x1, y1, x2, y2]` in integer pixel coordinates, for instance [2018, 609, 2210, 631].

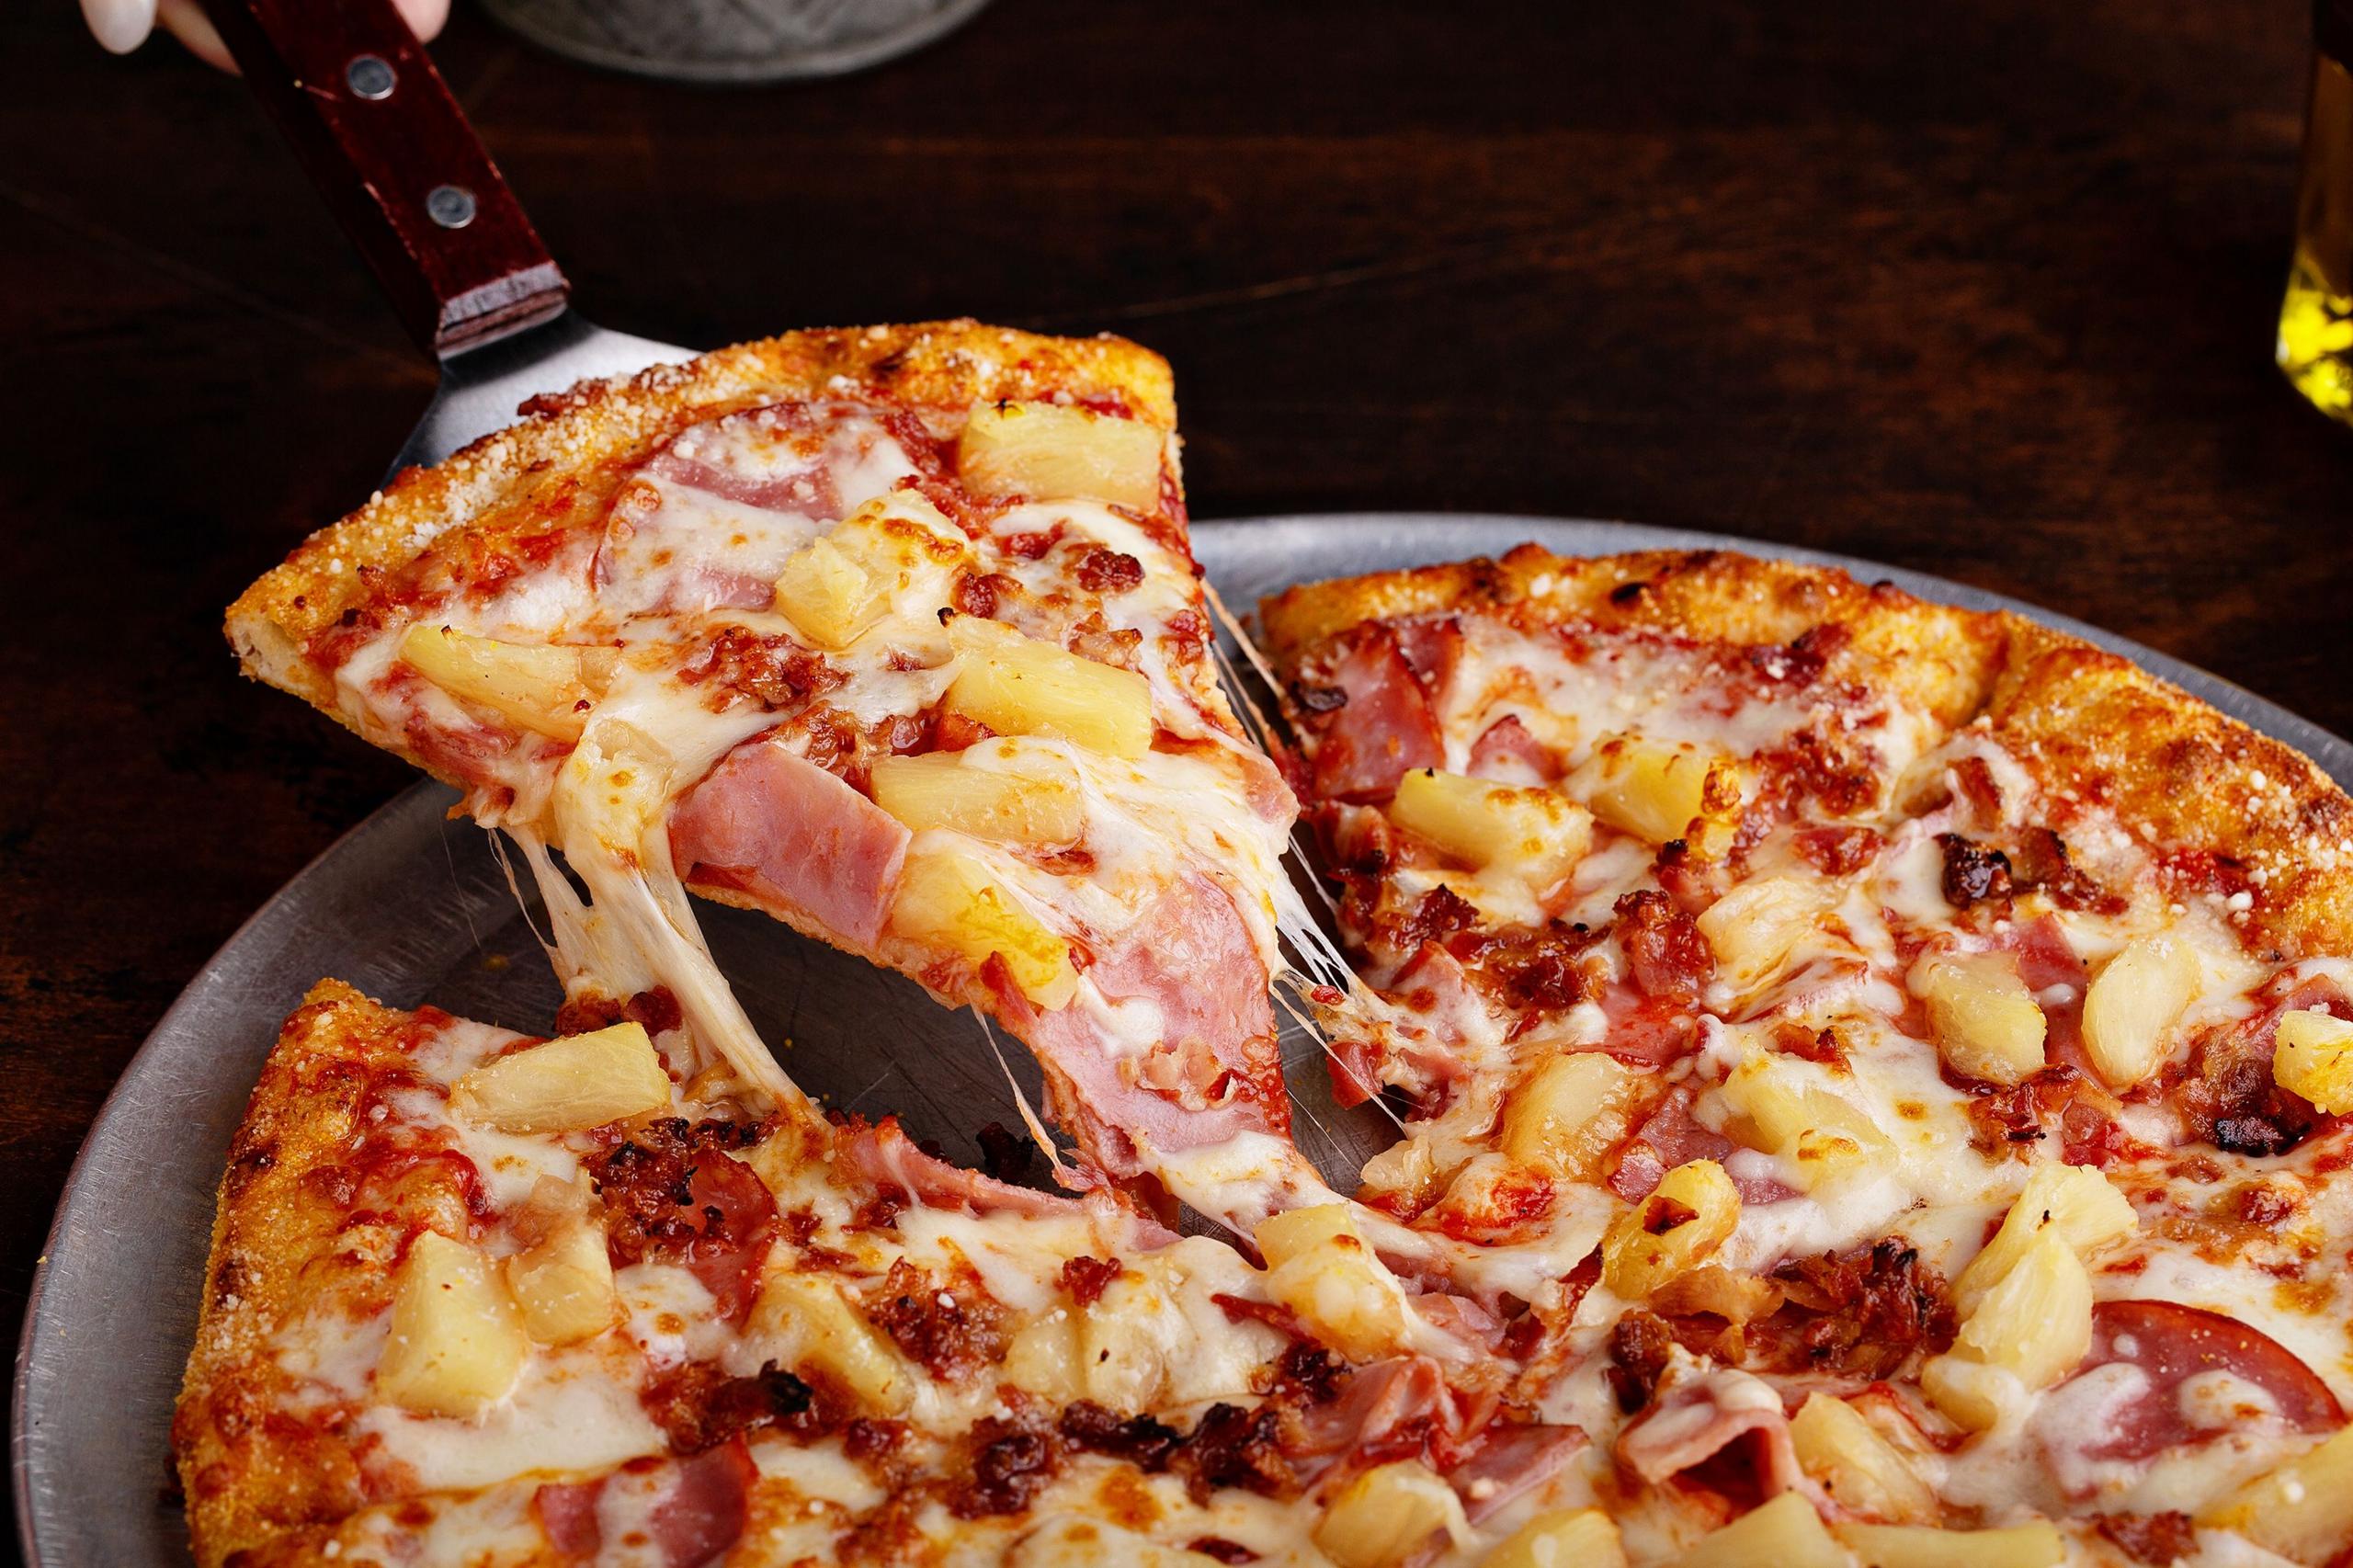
[1259, 541, 2353, 960]
[173, 981, 428, 1568]
[225, 320, 1177, 714]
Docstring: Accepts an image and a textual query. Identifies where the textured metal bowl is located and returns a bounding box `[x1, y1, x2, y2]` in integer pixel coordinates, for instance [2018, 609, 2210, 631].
[19, 515, 2353, 1567]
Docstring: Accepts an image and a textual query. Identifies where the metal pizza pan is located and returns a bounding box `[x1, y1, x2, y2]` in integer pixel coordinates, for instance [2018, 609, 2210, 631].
[18, 513, 2351, 1567]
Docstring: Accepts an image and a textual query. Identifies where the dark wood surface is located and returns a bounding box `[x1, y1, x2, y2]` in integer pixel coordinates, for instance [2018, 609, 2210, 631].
[1, 0, 2346, 1547]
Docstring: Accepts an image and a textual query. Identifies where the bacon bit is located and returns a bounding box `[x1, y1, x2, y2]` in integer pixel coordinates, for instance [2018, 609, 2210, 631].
[1951, 755, 2005, 824]
[1750, 1239, 1955, 1380]
[1000, 530, 1058, 560]
[1274, 1343, 1347, 1403]
[1937, 833, 2014, 907]
[1075, 547, 1145, 594]
[851, 1186, 907, 1233]
[843, 1418, 907, 1465]
[587, 1119, 777, 1322]
[1653, 839, 1731, 913]
[1060, 1255, 1122, 1306]
[1767, 727, 1880, 818]
[1745, 623, 1849, 686]
[1391, 885, 1480, 956]
[1794, 824, 1882, 877]
[1776, 1021, 1848, 1070]
[1058, 1402, 1183, 1469]
[676, 627, 844, 712]
[556, 986, 684, 1039]
[2093, 1512, 2199, 1566]
[953, 572, 1011, 619]
[973, 1122, 1034, 1186]
[2009, 827, 2123, 913]
[1457, 923, 1602, 1012]
[1615, 890, 1716, 1005]
[926, 709, 996, 753]
[640, 1359, 814, 1453]
[1168, 1403, 1290, 1504]
[2235, 1182, 2302, 1227]
[953, 1415, 1061, 1518]
[1188, 1540, 1259, 1564]
[2183, 1048, 2319, 1157]
[1607, 1311, 1675, 1412]
[870, 1259, 1007, 1380]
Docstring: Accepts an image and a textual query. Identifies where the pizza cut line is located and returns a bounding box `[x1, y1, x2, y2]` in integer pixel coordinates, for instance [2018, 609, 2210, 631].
[183, 324, 2353, 1565]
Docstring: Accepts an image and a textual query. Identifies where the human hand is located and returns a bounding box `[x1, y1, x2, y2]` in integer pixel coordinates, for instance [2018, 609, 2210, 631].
[82, 0, 450, 70]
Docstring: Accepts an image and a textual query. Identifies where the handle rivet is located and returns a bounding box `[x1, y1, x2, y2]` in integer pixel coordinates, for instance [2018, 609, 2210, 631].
[345, 54, 397, 100]
[426, 185, 478, 230]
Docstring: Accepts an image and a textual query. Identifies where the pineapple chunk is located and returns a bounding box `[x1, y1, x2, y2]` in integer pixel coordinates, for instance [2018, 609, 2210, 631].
[1001, 1312, 1084, 1406]
[503, 1221, 617, 1346]
[2197, 1421, 2353, 1561]
[1951, 1161, 2135, 1316]
[1675, 1494, 1847, 1568]
[1499, 1052, 1644, 1178]
[1312, 1460, 1468, 1568]
[2273, 1008, 2353, 1114]
[1256, 1205, 1411, 1360]
[868, 749, 1084, 846]
[956, 399, 1165, 510]
[942, 614, 1153, 759]
[1570, 735, 1738, 846]
[1791, 1394, 1938, 1524]
[1916, 952, 2047, 1086]
[1924, 1229, 2091, 1431]
[1483, 1508, 1628, 1568]
[1602, 1159, 1742, 1299]
[396, 623, 615, 742]
[751, 1272, 914, 1413]
[449, 1022, 672, 1134]
[375, 1232, 529, 1417]
[1835, 1522, 2064, 1568]
[773, 494, 967, 649]
[2080, 935, 2200, 1088]
[1357, 1135, 1441, 1211]
[1719, 1051, 1889, 1190]
[889, 846, 1077, 1008]
[1696, 876, 1833, 990]
[1388, 767, 1595, 889]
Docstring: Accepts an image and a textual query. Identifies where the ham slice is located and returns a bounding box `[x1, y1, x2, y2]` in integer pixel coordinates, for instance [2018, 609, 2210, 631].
[1466, 714, 1561, 785]
[670, 737, 910, 950]
[1309, 625, 1444, 803]
[651, 1440, 756, 1568]
[1616, 1364, 1806, 1499]
[993, 874, 1288, 1178]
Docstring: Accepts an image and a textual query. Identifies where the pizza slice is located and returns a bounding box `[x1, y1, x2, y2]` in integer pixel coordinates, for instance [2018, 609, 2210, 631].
[223, 322, 1337, 1237]
[175, 982, 1592, 1568]
[1255, 545, 2353, 1561]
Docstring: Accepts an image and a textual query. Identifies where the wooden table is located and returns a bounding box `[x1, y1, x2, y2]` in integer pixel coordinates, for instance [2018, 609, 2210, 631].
[0, 0, 2343, 1543]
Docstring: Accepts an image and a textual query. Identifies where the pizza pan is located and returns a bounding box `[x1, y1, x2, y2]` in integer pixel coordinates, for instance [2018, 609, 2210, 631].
[18, 514, 2353, 1568]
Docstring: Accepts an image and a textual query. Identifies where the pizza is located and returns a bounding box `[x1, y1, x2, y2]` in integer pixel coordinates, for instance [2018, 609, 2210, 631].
[1255, 545, 2353, 1564]
[222, 319, 1344, 1240]
[190, 316, 2353, 1566]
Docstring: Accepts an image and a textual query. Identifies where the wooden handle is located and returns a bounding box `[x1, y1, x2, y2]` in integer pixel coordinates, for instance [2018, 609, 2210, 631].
[196, 0, 568, 358]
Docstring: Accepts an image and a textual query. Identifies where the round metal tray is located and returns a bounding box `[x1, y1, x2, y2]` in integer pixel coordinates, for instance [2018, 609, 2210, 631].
[18, 514, 2353, 1567]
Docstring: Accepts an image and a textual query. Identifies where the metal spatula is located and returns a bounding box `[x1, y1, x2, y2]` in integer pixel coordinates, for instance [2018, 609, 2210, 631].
[198, 0, 693, 479]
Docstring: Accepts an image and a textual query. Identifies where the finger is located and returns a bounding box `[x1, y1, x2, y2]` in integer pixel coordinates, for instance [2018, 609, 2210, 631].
[81, 0, 157, 54]
[157, 0, 238, 72]
[395, 0, 451, 43]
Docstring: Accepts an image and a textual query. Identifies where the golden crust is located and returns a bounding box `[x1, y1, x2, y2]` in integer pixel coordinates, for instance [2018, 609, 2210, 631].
[172, 981, 429, 1568]
[1259, 543, 2353, 962]
[225, 320, 1177, 711]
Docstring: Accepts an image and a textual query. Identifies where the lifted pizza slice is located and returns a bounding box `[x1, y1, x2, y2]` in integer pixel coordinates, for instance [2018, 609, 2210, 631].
[224, 323, 1332, 1234]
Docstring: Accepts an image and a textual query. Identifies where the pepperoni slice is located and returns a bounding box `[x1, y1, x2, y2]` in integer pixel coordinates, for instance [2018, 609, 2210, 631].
[2064, 1300, 2345, 1464]
[1308, 625, 1444, 803]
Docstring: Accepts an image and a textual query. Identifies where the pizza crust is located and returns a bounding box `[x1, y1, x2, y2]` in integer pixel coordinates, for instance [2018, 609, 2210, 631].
[225, 320, 1177, 714]
[1260, 541, 2353, 962]
[172, 981, 426, 1568]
